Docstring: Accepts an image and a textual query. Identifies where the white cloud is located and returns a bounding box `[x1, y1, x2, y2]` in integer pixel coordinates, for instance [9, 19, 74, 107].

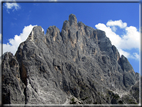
[5, 2, 20, 13]
[111, 26, 117, 32]
[133, 53, 139, 60]
[95, 20, 140, 60]
[3, 25, 36, 55]
[106, 20, 127, 28]
[5, 2, 20, 10]
[120, 26, 140, 50]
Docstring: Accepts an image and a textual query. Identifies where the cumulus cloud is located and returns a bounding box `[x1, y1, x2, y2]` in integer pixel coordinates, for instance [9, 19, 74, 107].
[111, 26, 117, 32]
[106, 20, 127, 28]
[120, 26, 140, 50]
[3, 25, 36, 55]
[95, 20, 140, 60]
[133, 53, 139, 59]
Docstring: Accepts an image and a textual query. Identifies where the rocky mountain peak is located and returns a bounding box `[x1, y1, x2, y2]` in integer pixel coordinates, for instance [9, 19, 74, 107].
[119, 55, 135, 74]
[69, 14, 77, 26]
[2, 14, 140, 105]
[26, 26, 44, 42]
[32, 26, 43, 33]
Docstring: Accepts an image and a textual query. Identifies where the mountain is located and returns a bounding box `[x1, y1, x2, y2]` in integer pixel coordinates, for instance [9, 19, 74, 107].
[2, 14, 141, 105]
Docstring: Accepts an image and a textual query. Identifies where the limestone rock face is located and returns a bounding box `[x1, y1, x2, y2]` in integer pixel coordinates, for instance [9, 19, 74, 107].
[2, 14, 140, 104]
[2, 52, 25, 104]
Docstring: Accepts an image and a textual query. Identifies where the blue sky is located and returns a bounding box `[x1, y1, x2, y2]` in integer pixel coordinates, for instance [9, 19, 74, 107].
[1, 0, 140, 74]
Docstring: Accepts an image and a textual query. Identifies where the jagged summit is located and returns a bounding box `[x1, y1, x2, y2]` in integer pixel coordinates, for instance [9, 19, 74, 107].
[2, 14, 140, 104]
[69, 14, 77, 26]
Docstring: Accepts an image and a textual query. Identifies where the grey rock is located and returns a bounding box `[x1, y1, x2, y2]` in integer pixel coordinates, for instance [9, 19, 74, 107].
[123, 72, 135, 88]
[130, 81, 139, 103]
[2, 14, 140, 105]
[2, 52, 25, 104]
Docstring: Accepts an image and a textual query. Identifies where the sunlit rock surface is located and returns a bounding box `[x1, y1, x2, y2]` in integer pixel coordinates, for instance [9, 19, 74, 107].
[2, 14, 140, 105]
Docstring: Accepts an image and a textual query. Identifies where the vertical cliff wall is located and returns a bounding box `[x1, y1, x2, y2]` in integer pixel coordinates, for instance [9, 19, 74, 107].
[2, 14, 140, 104]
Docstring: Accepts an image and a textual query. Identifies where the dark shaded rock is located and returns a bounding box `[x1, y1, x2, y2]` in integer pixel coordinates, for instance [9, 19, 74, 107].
[121, 94, 138, 104]
[130, 79, 142, 104]
[2, 14, 140, 105]
[119, 55, 135, 74]
[130, 82, 139, 103]
[2, 52, 25, 104]
[123, 72, 135, 88]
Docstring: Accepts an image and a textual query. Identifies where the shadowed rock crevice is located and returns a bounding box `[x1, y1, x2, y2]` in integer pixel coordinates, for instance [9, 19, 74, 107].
[20, 62, 27, 86]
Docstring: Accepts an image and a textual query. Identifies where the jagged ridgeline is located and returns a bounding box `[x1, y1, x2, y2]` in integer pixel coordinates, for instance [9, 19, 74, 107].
[2, 14, 140, 104]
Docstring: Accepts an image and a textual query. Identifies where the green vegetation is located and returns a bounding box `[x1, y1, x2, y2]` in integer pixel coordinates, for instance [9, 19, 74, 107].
[123, 95, 137, 104]
[70, 98, 76, 104]
[113, 93, 120, 99]
[107, 90, 120, 100]
[128, 99, 137, 104]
